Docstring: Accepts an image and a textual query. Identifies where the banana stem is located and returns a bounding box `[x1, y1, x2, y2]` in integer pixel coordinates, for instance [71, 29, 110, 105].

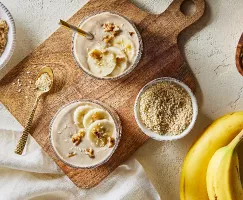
[229, 129, 243, 149]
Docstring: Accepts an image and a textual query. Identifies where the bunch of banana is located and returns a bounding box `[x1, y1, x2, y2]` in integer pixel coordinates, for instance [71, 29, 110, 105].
[206, 129, 243, 200]
[180, 112, 243, 200]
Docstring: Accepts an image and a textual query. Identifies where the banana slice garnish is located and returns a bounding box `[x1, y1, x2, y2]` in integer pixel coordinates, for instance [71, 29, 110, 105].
[87, 48, 116, 77]
[88, 119, 114, 147]
[106, 46, 128, 77]
[73, 105, 92, 128]
[83, 108, 109, 128]
[111, 35, 135, 63]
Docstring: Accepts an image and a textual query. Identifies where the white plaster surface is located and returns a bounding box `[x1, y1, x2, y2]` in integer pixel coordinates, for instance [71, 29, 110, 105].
[1, 0, 243, 199]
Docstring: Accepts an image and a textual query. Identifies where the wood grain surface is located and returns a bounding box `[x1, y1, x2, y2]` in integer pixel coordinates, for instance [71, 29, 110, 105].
[0, 0, 205, 188]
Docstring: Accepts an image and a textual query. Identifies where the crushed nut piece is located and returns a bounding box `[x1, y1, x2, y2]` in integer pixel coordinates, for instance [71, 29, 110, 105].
[67, 152, 77, 158]
[103, 22, 120, 36]
[103, 34, 114, 43]
[89, 49, 103, 60]
[103, 22, 115, 32]
[107, 137, 115, 148]
[116, 57, 125, 63]
[129, 31, 135, 36]
[26, 71, 30, 74]
[85, 148, 95, 158]
[18, 89, 22, 93]
[71, 129, 85, 146]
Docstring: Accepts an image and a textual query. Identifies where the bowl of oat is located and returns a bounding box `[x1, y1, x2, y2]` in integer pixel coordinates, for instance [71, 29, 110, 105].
[134, 77, 198, 141]
[0, 2, 16, 69]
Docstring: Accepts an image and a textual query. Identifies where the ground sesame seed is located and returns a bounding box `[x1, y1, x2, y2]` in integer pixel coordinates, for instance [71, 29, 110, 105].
[139, 82, 193, 136]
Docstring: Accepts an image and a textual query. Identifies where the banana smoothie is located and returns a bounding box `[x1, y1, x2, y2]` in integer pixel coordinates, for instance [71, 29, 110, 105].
[72, 12, 142, 79]
[50, 100, 120, 168]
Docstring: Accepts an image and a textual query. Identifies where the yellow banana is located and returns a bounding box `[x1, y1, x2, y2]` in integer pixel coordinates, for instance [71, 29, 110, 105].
[206, 130, 243, 200]
[180, 112, 243, 200]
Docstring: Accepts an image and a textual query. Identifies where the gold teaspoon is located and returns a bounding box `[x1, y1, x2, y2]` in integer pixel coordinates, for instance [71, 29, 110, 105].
[14, 66, 54, 155]
[59, 19, 94, 40]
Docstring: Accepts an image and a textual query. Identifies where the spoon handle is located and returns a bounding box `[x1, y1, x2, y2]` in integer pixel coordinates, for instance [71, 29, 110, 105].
[59, 19, 94, 40]
[14, 97, 40, 155]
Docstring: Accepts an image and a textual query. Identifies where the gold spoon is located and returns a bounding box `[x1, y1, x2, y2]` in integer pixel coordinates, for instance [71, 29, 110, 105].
[59, 19, 94, 40]
[14, 66, 54, 155]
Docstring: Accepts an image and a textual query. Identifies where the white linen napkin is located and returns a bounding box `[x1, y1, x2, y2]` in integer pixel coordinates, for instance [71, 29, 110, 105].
[0, 106, 160, 200]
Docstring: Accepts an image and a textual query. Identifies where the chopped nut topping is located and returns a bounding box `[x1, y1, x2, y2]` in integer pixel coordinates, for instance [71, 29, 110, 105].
[116, 57, 125, 63]
[71, 129, 85, 146]
[67, 152, 77, 158]
[129, 31, 135, 36]
[85, 148, 95, 158]
[107, 137, 115, 148]
[102, 23, 120, 41]
[89, 49, 103, 60]
[103, 22, 116, 32]
[103, 34, 114, 43]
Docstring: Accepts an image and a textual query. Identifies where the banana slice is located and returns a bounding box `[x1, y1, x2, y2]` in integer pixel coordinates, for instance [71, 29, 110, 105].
[87, 48, 116, 77]
[106, 47, 128, 76]
[88, 119, 114, 147]
[111, 35, 135, 63]
[73, 105, 92, 128]
[83, 108, 109, 128]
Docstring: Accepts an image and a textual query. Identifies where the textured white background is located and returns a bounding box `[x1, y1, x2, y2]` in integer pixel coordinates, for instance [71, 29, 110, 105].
[1, 0, 243, 199]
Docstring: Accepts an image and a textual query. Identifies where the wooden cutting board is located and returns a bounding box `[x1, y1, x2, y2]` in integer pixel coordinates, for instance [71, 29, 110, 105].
[0, 0, 205, 188]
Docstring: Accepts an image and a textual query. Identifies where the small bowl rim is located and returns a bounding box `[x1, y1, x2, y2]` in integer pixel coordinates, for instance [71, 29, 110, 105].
[0, 2, 16, 70]
[71, 10, 143, 81]
[134, 77, 198, 141]
[49, 99, 122, 169]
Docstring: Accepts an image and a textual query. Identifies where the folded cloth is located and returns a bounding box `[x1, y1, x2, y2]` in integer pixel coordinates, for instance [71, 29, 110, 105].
[0, 128, 160, 200]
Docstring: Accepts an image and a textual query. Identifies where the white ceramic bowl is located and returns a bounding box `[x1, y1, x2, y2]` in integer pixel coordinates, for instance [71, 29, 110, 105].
[0, 2, 16, 69]
[134, 77, 198, 141]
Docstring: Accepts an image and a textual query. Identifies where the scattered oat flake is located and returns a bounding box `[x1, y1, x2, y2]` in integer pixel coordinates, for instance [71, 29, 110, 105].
[18, 89, 22, 92]
[26, 71, 30, 74]
[12, 82, 15, 85]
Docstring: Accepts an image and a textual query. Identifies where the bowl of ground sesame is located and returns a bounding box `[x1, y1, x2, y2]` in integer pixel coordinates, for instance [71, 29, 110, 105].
[134, 77, 198, 141]
[0, 2, 16, 70]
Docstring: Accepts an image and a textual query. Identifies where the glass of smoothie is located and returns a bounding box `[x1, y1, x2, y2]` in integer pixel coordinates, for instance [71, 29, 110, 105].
[49, 100, 122, 169]
[72, 11, 143, 80]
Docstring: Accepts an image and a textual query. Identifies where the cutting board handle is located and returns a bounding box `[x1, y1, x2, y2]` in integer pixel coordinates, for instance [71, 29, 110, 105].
[236, 33, 243, 76]
[164, 0, 205, 39]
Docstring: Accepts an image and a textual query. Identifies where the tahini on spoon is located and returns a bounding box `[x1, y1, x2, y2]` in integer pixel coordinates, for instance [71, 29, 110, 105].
[14, 66, 54, 155]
